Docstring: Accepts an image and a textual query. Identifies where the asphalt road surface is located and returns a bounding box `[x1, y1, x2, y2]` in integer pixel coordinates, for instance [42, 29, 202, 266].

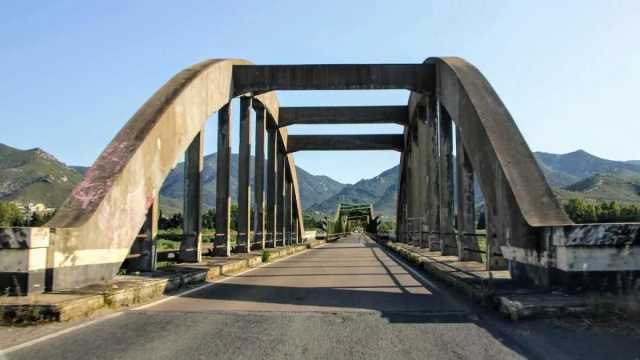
[3, 234, 639, 359]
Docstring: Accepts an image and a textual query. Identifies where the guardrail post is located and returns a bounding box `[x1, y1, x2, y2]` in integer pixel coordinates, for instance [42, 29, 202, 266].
[254, 105, 267, 250]
[215, 103, 232, 256]
[237, 96, 253, 253]
[181, 129, 204, 262]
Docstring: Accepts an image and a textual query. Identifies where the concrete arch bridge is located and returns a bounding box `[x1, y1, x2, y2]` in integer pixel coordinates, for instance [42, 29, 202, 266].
[1, 57, 639, 296]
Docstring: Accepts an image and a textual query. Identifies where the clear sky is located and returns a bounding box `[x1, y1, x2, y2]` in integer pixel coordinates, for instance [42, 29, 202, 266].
[1, 1, 639, 184]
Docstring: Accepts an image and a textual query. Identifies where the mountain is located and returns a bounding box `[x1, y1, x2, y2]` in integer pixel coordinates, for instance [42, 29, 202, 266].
[534, 150, 640, 187]
[555, 173, 640, 204]
[158, 153, 346, 214]
[1, 141, 638, 219]
[308, 165, 400, 217]
[0, 143, 83, 207]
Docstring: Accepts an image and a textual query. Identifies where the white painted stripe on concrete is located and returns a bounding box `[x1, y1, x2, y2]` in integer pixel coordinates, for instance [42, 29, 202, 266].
[0, 244, 324, 354]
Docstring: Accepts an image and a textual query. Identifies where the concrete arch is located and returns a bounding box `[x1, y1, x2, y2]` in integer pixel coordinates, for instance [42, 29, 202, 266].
[46, 59, 302, 290]
[408, 57, 572, 255]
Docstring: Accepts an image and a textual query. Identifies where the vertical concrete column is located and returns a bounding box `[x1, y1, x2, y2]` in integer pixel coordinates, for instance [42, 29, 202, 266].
[395, 160, 406, 243]
[181, 130, 204, 262]
[276, 152, 286, 246]
[215, 103, 232, 256]
[130, 197, 158, 272]
[284, 178, 293, 245]
[266, 126, 278, 248]
[415, 103, 429, 249]
[426, 96, 440, 251]
[455, 128, 481, 261]
[237, 97, 252, 253]
[439, 105, 456, 255]
[254, 106, 266, 250]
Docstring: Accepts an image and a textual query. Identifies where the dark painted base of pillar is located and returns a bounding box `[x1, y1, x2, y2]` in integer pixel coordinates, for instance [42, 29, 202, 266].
[179, 249, 201, 263]
[233, 245, 250, 254]
[510, 261, 640, 294]
[0, 270, 46, 296]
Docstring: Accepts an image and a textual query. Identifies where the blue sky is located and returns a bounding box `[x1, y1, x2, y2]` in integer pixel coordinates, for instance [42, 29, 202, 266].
[1, 1, 639, 184]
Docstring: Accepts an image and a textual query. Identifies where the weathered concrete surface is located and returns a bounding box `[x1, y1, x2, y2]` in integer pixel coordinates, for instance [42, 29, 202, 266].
[378, 239, 640, 321]
[287, 134, 404, 152]
[215, 103, 233, 256]
[0, 227, 50, 295]
[232, 64, 434, 94]
[37, 58, 304, 290]
[237, 97, 253, 253]
[253, 106, 266, 249]
[180, 130, 203, 262]
[279, 105, 408, 126]
[5, 235, 640, 360]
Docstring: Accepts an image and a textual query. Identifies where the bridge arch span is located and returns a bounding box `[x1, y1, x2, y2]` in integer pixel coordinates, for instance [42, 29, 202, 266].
[45, 59, 302, 290]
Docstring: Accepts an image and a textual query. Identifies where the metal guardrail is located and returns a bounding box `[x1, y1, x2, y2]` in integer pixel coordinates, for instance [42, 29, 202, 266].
[126, 232, 303, 262]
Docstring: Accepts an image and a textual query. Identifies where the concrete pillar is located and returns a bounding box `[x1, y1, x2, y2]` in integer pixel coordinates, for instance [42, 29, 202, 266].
[455, 128, 481, 262]
[254, 106, 266, 250]
[277, 151, 286, 246]
[266, 125, 278, 248]
[285, 178, 293, 245]
[439, 104, 456, 255]
[426, 96, 440, 251]
[215, 103, 232, 256]
[237, 97, 252, 253]
[130, 197, 158, 272]
[180, 130, 203, 262]
[414, 103, 429, 249]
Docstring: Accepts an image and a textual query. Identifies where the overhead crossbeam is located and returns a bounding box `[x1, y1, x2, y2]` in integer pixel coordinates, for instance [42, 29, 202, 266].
[232, 64, 434, 95]
[286, 134, 403, 153]
[278, 106, 408, 127]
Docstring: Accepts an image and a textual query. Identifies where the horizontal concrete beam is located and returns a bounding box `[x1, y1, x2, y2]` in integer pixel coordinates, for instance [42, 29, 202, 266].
[233, 64, 434, 95]
[279, 106, 408, 127]
[286, 134, 404, 153]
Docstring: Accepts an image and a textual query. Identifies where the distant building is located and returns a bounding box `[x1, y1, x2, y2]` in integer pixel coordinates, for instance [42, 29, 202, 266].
[13, 202, 56, 219]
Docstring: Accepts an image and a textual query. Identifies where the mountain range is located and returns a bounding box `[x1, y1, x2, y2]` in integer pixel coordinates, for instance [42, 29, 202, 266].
[1, 142, 638, 218]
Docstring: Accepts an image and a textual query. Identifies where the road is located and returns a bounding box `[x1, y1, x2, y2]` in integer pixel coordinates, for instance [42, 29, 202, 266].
[2, 234, 639, 359]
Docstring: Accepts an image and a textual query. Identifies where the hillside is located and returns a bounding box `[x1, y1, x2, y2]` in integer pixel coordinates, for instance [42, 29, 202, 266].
[158, 153, 346, 214]
[1, 141, 638, 219]
[0, 144, 83, 207]
[556, 173, 640, 204]
[534, 150, 640, 187]
[308, 165, 399, 217]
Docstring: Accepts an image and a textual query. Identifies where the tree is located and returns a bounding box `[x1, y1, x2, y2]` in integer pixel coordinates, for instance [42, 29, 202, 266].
[0, 202, 23, 227]
[202, 209, 216, 230]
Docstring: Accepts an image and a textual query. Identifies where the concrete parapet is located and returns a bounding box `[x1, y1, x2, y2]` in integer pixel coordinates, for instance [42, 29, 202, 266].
[0, 227, 50, 295]
[375, 237, 640, 321]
